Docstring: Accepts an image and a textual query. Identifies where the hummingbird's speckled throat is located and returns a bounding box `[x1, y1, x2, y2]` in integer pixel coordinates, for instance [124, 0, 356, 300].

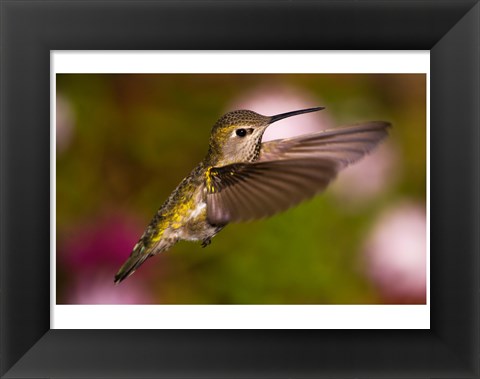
[114, 107, 390, 283]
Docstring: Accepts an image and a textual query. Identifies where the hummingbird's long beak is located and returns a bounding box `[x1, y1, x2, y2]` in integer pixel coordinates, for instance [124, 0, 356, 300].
[269, 106, 325, 124]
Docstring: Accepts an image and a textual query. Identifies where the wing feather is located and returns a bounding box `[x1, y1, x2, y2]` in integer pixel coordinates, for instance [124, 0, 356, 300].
[206, 159, 337, 224]
[259, 121, 390, 166]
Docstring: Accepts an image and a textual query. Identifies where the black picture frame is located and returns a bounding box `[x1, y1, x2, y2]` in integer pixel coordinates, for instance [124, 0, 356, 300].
[1, 1, 479, 378]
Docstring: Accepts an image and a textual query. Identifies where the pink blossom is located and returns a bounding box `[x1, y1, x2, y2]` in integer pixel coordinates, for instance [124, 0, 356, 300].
[332, 142, 399, 206]
[363, 202, 427, 303]
[228, 84, 332, 141]
[60, 213, 143, 269]
[66, 270, 153, 304]
[56, 94, 75, 153]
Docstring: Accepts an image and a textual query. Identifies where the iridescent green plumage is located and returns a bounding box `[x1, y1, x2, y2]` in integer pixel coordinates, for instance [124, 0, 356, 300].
[114, 107, 390, 283]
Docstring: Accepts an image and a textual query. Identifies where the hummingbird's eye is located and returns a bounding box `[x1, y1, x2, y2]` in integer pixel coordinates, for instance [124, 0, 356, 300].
[235, 128, 247, 137]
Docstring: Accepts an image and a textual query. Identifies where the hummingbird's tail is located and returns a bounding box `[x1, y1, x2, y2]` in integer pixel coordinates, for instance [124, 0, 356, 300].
[114, 243, 150, 284]
[114, 237, 176, 284]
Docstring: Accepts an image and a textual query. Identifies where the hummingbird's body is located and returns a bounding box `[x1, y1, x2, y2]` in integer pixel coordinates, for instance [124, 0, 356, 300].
[115, 107, 391, 283]
[123, 162, 221, 275]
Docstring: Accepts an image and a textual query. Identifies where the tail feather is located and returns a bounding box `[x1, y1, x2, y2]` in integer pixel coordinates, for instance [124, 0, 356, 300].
[114, 244, 150, 284]
[114, 237, 177, 284]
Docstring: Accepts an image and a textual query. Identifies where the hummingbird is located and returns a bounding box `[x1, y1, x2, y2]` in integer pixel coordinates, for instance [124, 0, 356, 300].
[114, 107, 390, 283]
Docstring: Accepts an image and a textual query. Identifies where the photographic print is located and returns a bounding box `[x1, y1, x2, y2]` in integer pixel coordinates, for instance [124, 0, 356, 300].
[53, 52, 428, 328]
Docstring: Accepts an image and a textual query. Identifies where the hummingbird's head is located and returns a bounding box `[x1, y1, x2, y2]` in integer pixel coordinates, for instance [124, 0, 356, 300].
[206, 107, 324, 166]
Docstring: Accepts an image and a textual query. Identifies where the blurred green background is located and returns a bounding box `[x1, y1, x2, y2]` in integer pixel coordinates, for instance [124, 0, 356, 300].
[56, 74, 426, 305]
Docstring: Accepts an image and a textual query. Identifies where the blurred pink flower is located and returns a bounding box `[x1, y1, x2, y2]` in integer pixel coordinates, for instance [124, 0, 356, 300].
[56, 94, 75, 153]
[58, 214, 158, 304]
[60, 213, 143, 269]
[228, 84, 332, 141]
[66, 271, 153, 304]
[363, 202, 427, 303]
[332, 141, 399, 207]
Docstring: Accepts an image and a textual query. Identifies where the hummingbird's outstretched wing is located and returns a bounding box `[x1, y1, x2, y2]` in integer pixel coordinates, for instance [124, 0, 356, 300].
[206, 121, 390, 224]
[258, 121, 391, 164]
[206, 158, 338, 224]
